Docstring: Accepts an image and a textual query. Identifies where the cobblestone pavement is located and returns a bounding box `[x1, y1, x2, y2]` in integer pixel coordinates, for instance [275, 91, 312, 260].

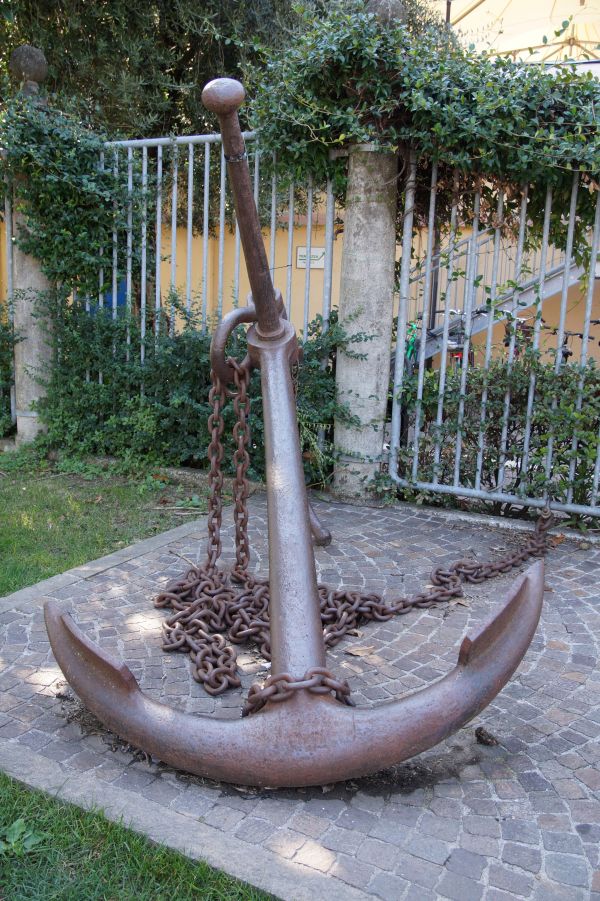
[1, 495, 599, 900]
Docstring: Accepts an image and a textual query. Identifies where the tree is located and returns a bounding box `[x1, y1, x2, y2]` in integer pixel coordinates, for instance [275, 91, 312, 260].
[0, 0, 318, 137]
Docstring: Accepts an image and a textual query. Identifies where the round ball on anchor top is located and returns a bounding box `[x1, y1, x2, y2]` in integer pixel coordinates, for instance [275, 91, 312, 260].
[201, 78, 246, 117]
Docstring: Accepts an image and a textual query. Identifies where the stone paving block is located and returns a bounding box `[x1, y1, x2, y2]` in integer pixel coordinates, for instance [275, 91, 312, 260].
[368, 871, 409, 900]
[202, 805, 246, 832]
[458, 832, 500, 858]
[544, 852, 590, 887]
[419, 812, 460, 841]
[254, 798, 301, 825]
[368, 811, 418, 846]
[235, 817, 276, 845]
[436, 871, 484, 901]
[293, 839, 335, 873]
[16, 728, 53, 751]
[113, 768, 156, 792]
[400, 887, 437, 901]
[1, 496, 599, 899]
[263, 829, 306, 859]
[321, 825, 364, 855]
[394, 851, 443, 888]
[287, 812, 329, 838]
[463, 813, 501, 838]
[139, 779, 182, 807]
[336, 807, 378, 833]
[169, 791, 215, 819]
[446, 848, 487, 880]
[501, 818, 540, 845]
[532, 882, 588, 901]
[356, 837, 398, 871]
[488, 863, 534, 897]
[541, 830, 585, 855]
[403, 833, 451, 865]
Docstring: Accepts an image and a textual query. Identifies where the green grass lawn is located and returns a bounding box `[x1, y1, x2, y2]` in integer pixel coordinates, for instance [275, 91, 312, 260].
[0, 773, 268, 901]
[0, 453, 264, 898]
[0, 452, 211, 596]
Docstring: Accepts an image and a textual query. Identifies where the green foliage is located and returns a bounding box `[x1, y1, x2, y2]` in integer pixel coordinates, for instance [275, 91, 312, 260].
[251, 1, 600, 252]
[0, 92, 356, 484]
[1, 97, 148, 296]
[0, 456, 209, 595]
[0, 772, 266, 899]
[399, 350, 600, 512]
[0, 0, 319, 137]
[34, 289, 355, 485]
[0, 307, 15, 437]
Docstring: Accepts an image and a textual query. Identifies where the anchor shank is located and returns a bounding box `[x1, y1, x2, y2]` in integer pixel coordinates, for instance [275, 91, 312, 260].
[201, 78, 281, 339]
[248, 324, 327, 676]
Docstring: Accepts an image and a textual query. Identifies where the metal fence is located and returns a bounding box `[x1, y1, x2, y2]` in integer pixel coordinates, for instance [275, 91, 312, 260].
[4, 126, 600, 517]
[102, 131, 337, 343]
[390, 154, 600, 517]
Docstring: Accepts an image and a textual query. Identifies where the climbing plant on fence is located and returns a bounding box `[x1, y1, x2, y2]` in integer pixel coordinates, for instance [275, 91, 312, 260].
[0, 313, 14, 437]
[3, 4, 600, 503]
[35, 297, 362, 483]
[250, 1, 600, 258]
[0, 96, 147, 297]
[0, 93, 363, 478]
[398, 351, 600, 513]
[248, 0, 600, 513]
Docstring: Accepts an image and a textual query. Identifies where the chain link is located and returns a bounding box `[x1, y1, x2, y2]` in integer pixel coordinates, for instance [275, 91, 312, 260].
[243, 667, 353, 717]
[155, 363, 554, 711]
[205, 370, 226, 573]
[231, 359, 251, 575]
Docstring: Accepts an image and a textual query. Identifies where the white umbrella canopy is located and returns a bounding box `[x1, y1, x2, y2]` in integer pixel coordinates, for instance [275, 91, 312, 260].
[434, 0, 600, 61]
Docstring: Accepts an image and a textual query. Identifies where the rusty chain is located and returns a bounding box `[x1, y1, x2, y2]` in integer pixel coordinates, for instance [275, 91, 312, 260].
[205, 370, 226, 573]
[231, 358, 251, 576]
[243, 667, 354, 717]
[155, 362, 554, 715]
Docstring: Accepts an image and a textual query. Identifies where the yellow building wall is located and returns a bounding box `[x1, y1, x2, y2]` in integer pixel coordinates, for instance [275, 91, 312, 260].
[159, 223, 343, 334]
[2, 212, 598, 366]
[471, 281, 600, 364]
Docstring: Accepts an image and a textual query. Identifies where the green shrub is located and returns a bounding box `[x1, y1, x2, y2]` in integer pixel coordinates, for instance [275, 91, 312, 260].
[35, 290, 359, 485]
[0, 311, 15, 438]
[398, 350, 600, 512]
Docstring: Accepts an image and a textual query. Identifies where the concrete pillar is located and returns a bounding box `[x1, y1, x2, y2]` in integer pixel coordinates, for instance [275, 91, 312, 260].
[8, 46, 52, 445]
[334, 144, 398, 498]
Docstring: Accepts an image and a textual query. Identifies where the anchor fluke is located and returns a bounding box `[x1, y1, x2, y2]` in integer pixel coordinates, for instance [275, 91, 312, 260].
[44, 561, 543, 788]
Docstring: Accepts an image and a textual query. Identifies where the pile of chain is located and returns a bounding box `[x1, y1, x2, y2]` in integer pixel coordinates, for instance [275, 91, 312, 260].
[155, 357, 554, 715]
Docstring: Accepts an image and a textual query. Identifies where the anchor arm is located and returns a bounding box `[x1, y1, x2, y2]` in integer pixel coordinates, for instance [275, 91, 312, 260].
[44, 560, 544, 788]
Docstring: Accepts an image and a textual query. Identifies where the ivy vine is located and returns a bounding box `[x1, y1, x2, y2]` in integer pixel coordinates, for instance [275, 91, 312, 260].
[250, 1, 600, 257]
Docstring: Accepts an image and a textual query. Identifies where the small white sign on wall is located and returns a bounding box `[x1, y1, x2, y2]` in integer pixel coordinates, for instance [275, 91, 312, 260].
[296, 246, 326, 269]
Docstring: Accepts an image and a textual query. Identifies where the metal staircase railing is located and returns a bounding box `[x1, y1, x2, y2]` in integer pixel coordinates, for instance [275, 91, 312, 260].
[407, 227, 579, 362]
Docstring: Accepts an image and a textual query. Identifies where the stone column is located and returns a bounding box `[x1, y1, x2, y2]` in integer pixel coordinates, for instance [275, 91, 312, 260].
[8, 45, 52, 445]
[333, 144, 398, 498]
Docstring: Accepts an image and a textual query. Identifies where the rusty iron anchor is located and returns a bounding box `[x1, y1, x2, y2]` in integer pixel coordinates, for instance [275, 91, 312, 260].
[44, 78, 545, 789]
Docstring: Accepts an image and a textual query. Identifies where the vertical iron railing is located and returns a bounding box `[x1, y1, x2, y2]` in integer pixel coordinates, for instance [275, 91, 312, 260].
[103, 132, 336, 344]
[389, 160, 600, 517]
